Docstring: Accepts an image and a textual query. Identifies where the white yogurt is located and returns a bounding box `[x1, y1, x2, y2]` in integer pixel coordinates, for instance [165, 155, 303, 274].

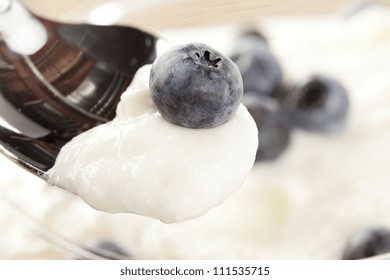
[1, 6, 390, 259]
[46, 65, 258, 223]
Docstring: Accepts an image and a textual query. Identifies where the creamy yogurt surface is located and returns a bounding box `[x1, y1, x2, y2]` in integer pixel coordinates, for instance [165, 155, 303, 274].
[46, 65, 258, 223]
[1, 5, 390, 259]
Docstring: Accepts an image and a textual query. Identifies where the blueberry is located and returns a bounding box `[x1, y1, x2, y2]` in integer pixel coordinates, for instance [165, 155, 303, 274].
[281, 74, 349, 133]
[243, 92, 291, 162]
[230, 31, 283, 98]
[149, 43, 243, 129]
[76, 240, 131, 260]
[342, 227, 390, 259]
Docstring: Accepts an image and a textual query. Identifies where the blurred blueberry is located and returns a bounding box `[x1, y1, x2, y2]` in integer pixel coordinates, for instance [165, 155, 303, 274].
[244, 92, 291, 162]
[76, 240, 131, 260]
[237, 29, 269, 47]
[230, 30, 283, 99]
[342, 227, 390, 259]
[281, 74, 349, 133]
[149, 43, 243, 129]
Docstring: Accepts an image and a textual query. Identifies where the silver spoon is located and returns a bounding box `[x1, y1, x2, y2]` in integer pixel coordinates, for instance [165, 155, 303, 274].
[0, 0, 161, 178]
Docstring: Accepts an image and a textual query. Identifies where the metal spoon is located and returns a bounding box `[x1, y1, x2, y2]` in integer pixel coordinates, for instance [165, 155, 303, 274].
[0, 0, 161, 178]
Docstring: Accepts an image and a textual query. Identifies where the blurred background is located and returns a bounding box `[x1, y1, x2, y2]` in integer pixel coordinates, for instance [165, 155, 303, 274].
[1, 0, 390, 260]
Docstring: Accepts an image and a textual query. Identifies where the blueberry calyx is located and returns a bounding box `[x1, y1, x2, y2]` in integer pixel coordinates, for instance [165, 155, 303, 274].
[194, 50, 221, 68]
[296, 79, 328, 110]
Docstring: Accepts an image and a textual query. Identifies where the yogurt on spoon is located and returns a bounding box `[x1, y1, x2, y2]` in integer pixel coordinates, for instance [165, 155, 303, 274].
[46, 43, 258, 223]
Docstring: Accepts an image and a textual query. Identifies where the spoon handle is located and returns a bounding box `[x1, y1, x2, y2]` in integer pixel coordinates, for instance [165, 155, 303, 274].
[0, 125, 57, 177]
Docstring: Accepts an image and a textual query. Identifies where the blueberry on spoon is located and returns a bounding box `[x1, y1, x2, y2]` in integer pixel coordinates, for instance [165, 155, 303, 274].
[342, 227, 390, 259]
[149, 43, 243, 129]
[282, 74, 349, 133]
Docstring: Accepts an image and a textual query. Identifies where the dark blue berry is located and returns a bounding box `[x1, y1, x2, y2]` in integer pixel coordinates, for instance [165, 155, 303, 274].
[243, 92, 291, 162]
[149, 43, 243, 129]
[282, 74, 349, 133]
[76, 240, 131, 260]
[342, 227, 390, 259]
[230, 31, 283, 99]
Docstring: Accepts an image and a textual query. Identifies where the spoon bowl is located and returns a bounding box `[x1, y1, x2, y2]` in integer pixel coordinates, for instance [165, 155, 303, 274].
[0, 0, 160, 176]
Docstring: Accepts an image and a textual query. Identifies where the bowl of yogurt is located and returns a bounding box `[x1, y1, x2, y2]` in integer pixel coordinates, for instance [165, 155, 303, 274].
[1, 0, 390, 259]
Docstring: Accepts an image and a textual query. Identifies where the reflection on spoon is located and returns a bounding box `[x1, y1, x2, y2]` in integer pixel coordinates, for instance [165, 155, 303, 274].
[0, 0, 165, 176]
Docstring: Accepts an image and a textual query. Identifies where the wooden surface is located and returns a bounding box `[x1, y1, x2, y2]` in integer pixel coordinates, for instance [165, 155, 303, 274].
[23, 0, 356, 30]
[22, 0, 390, 31]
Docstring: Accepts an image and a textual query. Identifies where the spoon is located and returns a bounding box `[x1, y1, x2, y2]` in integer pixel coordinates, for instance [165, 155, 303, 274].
[0, 0, 161, 178]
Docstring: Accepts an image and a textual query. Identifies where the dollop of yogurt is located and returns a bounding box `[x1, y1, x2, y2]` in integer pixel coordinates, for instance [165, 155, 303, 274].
[46, 65, 258, 223]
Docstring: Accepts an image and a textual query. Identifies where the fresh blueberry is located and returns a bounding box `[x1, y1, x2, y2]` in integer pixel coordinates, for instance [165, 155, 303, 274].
[149, 43, 243, 129]
[230, 31, 283, 99]
[342, 227, 390, 259]
[243, 92, 291, 162]
[76, 240, 131, 260]
[281, 74, 349, 133]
